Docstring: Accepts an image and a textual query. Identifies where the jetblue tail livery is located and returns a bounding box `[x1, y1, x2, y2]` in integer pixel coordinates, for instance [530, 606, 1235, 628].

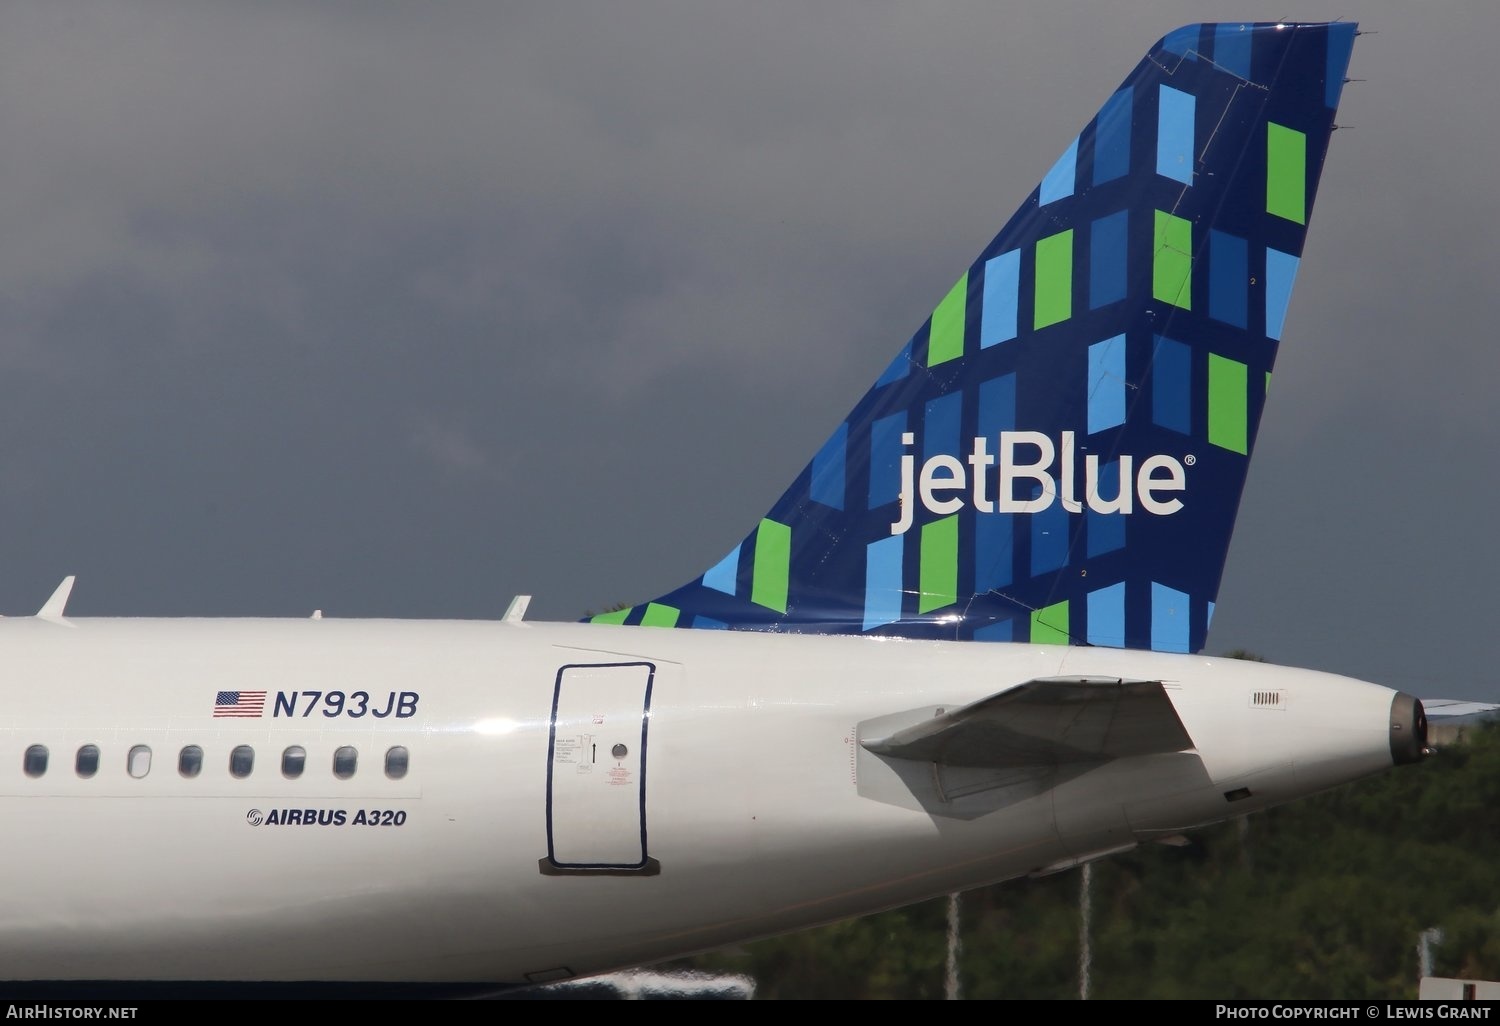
[605, 21, 1356, 652]
[4, 23, 1436, 998]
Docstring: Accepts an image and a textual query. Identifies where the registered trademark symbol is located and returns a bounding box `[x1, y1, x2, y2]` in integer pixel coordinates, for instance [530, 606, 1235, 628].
[1183, 454, 1197, 466]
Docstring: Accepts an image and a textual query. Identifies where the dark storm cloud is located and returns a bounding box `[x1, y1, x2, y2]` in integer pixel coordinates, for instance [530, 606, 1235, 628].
[0, 2, 1495, 697]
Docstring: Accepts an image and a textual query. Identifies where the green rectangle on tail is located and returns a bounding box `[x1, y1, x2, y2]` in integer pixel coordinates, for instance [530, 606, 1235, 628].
[1033, 231, 1073, 329]
[918, 515, 958, 613]
[1209, 354, 1248, 454]
[1153, 211, 1192, 309]
[1031, 601, 1070, 645]
[751, 519, 791, 613]
[928, 273, 968, 366]
[1267, 122, 1307, 224]
[640, 603, 680, 628]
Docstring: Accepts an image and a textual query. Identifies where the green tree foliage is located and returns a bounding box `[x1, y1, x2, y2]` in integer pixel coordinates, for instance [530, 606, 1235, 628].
[1221, 649, 1268, 662]
[677, 723, 1500, 998]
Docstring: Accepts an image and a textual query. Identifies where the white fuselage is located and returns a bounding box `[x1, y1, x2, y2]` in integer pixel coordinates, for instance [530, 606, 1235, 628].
[0, 617, 1402, 986]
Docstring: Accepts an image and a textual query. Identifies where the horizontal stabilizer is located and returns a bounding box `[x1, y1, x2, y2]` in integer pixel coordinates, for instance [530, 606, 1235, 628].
[862, 676, 1192, 768]
[1421, 699, 1500, 720]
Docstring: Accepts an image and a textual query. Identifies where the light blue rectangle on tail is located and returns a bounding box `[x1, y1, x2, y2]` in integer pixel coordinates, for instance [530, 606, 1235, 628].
[863, 535, 904, 631]
[980, 249, 1020, 349]
[1087, 582, 1126, 647]
[701, 544, 741, 596]
[1087, 334, 1126, 434]
[1265, 247, 1300, 340]
[1040, 137, 1078, 206]
[1151, 582, 1190, 653]
[1157, 85, 1196, 186]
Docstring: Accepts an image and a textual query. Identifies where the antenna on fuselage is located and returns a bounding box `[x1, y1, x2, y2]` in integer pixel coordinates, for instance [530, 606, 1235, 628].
[36, 576, 76, 621]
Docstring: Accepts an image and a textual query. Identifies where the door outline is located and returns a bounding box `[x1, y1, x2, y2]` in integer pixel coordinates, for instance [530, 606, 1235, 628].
[541, 661, 660, 874]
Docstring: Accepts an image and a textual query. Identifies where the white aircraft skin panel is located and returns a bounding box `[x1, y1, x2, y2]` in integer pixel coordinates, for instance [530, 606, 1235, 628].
[0, 618, 1405, 983]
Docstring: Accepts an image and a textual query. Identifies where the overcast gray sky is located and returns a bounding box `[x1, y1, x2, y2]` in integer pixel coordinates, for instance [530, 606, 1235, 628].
[2, 1, 1496, 701]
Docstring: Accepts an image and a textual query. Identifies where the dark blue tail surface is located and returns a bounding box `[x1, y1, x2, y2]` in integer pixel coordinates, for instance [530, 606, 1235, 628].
[591, 23, 1358, 653]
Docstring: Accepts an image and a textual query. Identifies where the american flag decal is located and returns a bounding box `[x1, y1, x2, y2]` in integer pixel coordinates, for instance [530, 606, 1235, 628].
[213, 690, 266, 718]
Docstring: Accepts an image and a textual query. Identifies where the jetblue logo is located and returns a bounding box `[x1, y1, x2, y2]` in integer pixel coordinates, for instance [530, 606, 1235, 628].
[891, 431, 1187, 535]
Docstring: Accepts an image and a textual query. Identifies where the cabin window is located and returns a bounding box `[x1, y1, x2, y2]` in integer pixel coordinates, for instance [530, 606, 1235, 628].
[76, 745, 100, 778]
[127, 745, 152, 779]
[333, 746, 357, 780]
[229, 745, 254, 778]
[384, 746, 409, 780]
[281, 746, 306, 779]
[23, 745, 48, 778]
[179, 745, 203, 778]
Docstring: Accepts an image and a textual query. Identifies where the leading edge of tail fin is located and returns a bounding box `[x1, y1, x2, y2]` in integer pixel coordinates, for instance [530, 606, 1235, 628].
[592, 22, 1358, 652]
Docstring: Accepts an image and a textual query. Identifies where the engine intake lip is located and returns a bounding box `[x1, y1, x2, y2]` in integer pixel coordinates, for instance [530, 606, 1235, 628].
[1389, 692, 1428, 765]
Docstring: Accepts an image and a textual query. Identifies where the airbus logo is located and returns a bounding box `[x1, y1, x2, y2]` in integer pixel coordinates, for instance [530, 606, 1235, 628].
[891, 430, 1188, 535]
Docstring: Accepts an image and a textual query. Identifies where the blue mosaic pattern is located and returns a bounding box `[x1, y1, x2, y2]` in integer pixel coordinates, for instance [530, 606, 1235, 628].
[593, 23, 1358, 653]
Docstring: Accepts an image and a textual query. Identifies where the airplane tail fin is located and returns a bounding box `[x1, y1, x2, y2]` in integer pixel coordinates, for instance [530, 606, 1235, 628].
[591, 22, 1358, 652]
